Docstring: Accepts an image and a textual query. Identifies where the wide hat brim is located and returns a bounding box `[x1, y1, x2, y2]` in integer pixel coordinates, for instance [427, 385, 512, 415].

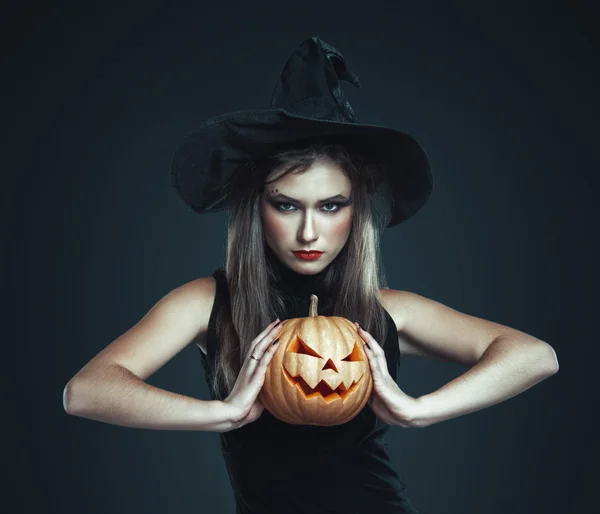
[171, 106, 433, 228]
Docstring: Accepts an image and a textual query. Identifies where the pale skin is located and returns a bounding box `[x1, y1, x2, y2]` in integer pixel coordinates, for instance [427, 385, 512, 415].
[64, 156, 558, 432]
[258, 156, 559, 429]
[259, 156, 354, 273]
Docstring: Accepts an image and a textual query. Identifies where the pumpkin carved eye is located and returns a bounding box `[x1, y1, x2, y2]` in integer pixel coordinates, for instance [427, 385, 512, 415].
[286, 337, 322, 358]
[341, 343, 365, 362]
[287, 337, 364, 362]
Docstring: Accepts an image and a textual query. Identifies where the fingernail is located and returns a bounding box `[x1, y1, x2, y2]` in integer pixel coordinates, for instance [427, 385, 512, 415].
[273, 338, 280, 345]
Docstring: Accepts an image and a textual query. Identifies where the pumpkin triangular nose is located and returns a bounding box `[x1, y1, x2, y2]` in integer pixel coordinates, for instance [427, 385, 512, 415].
[322, 358, 338, 373]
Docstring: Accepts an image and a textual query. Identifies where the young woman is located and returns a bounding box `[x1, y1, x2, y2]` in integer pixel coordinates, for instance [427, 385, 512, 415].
[63, 37, 558, 514]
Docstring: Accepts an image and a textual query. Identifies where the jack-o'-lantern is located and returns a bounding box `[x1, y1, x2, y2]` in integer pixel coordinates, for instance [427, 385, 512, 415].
[259, 294, 373, 426]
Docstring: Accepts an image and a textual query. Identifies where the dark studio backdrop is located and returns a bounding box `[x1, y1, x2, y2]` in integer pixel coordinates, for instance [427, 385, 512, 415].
[4, 1, 598, 513]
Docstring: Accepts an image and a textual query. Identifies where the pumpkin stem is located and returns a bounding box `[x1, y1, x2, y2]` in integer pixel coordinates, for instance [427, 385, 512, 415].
[309, 294, 319, 317]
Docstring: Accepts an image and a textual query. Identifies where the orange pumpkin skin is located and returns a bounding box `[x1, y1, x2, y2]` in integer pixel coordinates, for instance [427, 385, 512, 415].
[259, 295, 373, 426]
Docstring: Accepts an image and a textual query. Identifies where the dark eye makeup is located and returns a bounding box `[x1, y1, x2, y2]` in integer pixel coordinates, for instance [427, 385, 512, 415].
[270, 200, 351, 213]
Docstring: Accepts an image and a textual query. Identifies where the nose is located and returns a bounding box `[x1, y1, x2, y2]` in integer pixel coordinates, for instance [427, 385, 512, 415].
[297, 211, 319, 244]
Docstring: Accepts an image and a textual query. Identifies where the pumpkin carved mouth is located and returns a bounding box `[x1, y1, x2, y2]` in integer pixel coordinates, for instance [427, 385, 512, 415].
[282, 366, 363, 403]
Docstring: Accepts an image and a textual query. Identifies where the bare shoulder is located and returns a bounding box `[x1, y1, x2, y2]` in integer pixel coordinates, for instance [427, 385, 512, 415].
[379, 288, 518, 365]
[70, 275, 217, 383]
[378, 288, 415, 333]
[162, 275, 217, 356]
[379, 287, 459, 360]
[139, 275, 218, 358]
[379, 288, 426, 358]
[186, 275, 217, 356]
[378, 288, 401, 329]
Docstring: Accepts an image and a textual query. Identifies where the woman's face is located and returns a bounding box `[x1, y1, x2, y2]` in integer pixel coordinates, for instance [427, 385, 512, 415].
[260, 156, 354, 275]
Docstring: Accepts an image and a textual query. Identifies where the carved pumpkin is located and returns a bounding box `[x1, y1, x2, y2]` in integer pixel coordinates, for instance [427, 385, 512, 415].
[259, 294, 373, 426]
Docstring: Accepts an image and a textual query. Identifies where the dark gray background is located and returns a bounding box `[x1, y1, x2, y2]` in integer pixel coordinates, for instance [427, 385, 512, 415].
[4, 1, 597, 513]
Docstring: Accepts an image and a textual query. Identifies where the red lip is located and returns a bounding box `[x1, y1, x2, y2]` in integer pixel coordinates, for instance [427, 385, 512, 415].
[293, 250, 323, 260]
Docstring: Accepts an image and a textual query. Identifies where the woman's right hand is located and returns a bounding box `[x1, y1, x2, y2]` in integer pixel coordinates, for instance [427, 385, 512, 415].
[223, 318, 283, 429]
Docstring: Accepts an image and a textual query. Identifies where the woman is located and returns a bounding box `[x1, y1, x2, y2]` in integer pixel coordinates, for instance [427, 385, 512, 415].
[64, 37, 558, 513]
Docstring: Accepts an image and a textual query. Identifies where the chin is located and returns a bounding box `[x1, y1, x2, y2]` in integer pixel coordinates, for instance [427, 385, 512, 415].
[291, 257, 330, 274]
[294, 265, 323, 274]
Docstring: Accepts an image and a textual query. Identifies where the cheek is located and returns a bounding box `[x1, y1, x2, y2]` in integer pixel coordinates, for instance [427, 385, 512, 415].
[333, 209, 353, 237]
[263, 210, 289, 240]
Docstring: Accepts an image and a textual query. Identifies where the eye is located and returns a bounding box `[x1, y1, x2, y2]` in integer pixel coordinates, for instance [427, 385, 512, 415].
[276, 202, 296, 212]
[273, 201, 347, 213]
[322, 202, 341, 212]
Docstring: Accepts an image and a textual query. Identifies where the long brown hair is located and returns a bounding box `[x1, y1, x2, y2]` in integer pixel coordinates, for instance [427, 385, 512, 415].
[211, 140, 393, 400]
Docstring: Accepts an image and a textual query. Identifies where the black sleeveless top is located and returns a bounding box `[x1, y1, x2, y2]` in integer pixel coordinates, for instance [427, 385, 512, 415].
[199, 256, 419, 514]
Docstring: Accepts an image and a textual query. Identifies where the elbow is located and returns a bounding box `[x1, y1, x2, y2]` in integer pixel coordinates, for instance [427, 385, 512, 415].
[63, 378, 87, 415]
[539, 342, 559, 375]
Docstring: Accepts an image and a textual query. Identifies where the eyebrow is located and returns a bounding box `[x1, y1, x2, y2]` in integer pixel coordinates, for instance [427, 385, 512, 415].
[268, 193, 349, 203]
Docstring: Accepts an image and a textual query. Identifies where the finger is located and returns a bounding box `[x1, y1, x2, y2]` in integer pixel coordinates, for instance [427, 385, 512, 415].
[356, 328, 378, 372]
[361, 343, 381, 380]
[247, 322, 283, 368]
[252, 337, 281, 384]
[256, 318, 281, 341]
[355, 324, 387, 376]
[256, 331, 282, 362]
[257, 321, 283, 353]
[355, 324, 387, 367]
[355, 323, 382, 352]
[354, 327, 371, 354]
[243, 337, 281, 395]
[262, 336, 281, 365]
[240, 321, 280, 375]
[249, 319, 282, 353]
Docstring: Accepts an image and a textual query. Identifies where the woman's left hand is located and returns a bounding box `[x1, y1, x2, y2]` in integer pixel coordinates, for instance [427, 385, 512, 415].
[354, 322, 421, 428]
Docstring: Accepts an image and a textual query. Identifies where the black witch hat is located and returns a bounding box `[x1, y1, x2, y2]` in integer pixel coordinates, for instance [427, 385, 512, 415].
[171, 36, 433, 228]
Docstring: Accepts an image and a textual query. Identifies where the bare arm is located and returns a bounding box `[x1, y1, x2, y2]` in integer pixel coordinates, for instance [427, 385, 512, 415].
[63, 277, 241, 433]
[64, 363, 239, 432]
